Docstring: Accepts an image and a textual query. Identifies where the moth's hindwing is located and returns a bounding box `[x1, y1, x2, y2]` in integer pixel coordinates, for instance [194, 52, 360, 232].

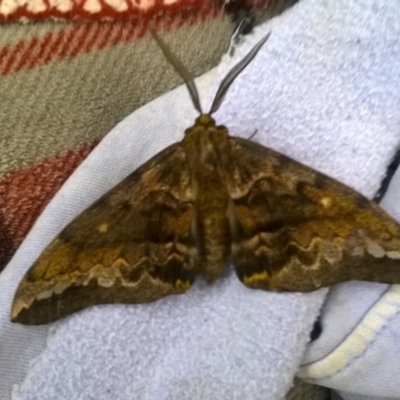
[11, 143, 198, 325]
[227, 137, 400, 292]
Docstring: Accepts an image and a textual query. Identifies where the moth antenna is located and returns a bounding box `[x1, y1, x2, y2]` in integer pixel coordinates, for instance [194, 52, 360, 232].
[151, 31, 203, 115]
[208, 32, 271, 115]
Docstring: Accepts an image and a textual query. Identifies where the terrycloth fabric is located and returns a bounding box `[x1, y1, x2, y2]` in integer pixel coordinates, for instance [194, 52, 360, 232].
[2, 1, 400, 399]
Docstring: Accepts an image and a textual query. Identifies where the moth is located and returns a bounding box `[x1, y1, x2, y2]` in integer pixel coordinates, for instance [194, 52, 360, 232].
[11, 31, 400, 325]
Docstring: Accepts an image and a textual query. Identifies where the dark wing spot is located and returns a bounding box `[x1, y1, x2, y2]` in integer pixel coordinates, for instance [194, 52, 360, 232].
[150, 255, 195, 285]
[234, 244, 270, 281]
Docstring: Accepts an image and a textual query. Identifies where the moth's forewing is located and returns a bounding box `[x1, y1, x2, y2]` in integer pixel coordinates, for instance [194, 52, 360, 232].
[227, 137, 400, 291]
[11, 143, 198, 325]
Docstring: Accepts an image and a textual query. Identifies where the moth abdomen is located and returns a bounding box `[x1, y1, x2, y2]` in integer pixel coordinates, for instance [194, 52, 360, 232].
[195, 208, 231, 283]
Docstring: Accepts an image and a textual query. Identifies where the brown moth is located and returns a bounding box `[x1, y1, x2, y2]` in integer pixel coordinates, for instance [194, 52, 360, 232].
[11, 32, 400, 325]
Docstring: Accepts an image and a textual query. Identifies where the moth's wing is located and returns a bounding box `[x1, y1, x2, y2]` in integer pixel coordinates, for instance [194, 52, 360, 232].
[227, 137, 400, 292]
[11, 143, 197, 325]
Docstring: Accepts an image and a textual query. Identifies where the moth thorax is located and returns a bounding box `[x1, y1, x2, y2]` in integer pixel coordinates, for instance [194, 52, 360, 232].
[184, 115, 213, 137]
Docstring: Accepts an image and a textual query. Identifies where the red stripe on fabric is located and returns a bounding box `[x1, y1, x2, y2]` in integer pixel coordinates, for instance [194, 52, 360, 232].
[104, 22, 125, 48]
[123, 21, 139, 42]
[96, 22, 115, 50]
[56, 25, 84, 60]
[14, 36, 39, 72]
[42, 29, 66, 65]
[66, 23, 94, 58]
[75, 22, 111, 56]
[2, 40, 24, 75]
[27, 32, 56, 69]
[0, 0, 223, 75]
[0, 140, 99, 271]
[111, 22, 124, 46]
[0, 44, 10, 72]
[81, 23, 102, 53]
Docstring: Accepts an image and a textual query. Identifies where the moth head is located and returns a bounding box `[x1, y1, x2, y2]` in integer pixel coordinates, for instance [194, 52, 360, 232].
[151, 31, 271, 116]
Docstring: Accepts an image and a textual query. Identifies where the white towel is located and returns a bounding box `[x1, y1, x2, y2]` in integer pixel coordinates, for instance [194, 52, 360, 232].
[1, 1, 400, 399]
